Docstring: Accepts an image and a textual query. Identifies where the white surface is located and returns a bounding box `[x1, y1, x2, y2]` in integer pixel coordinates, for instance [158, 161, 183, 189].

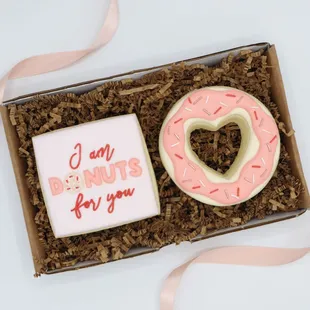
[0, 1, 310, 310]
[33, 114, 159, 237]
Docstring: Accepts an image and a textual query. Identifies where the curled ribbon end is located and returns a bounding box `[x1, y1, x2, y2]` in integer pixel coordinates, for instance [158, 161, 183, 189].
[160, 246, 310, 310]
[0, 0, 120, 105]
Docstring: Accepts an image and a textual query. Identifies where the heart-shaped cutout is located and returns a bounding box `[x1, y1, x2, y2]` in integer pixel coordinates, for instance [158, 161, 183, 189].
[190, 122, 241, 176]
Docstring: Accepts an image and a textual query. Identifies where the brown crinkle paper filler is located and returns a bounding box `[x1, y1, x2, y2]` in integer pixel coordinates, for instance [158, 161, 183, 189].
[8, 50, 303, 273]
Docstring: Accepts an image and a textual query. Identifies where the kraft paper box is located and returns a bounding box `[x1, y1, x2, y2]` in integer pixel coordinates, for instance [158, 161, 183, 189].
[1, 42, 309, 275]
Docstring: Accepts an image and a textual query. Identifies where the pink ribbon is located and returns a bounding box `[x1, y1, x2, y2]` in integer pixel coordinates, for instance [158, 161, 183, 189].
[0, 0, 119, 105]
[160, 246, 310, 310]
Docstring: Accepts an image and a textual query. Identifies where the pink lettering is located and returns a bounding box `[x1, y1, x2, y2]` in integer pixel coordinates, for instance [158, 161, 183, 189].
[128, 158, 143, 177]
[83, 167, 102, 188]
[101, 164, 116, 183]
[115, 160, 127, 180]
[48, 177, 64, 196]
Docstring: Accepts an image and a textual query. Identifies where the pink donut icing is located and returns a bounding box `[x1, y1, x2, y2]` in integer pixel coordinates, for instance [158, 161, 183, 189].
[161, 88, 280, 205]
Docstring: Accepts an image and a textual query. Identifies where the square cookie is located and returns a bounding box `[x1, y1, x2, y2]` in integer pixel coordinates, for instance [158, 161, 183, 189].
[32, 114, 160, 238]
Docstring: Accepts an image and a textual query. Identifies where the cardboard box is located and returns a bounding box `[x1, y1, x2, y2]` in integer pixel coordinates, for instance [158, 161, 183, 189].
[1, 42, 309, 274]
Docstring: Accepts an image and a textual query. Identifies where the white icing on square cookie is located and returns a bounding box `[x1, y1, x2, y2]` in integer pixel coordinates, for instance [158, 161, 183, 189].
[32, 114, 160, 238]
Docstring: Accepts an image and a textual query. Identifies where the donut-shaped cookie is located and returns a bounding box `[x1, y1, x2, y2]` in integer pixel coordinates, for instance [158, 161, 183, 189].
[159, 86, 280, 206]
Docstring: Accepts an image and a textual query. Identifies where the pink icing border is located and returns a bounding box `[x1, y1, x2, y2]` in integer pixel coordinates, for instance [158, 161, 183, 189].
[162, 88, 280, 205]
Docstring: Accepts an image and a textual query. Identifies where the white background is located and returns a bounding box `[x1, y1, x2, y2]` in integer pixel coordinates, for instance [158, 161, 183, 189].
[0, 0, 310, 309]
